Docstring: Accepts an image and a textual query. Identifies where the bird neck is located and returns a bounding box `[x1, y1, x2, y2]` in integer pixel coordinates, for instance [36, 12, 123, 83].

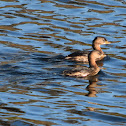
[92, 44, 104, 54]
[89, 57, 98, 69]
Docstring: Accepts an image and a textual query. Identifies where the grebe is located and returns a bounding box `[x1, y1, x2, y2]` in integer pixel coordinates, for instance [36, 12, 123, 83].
[65, 36, 110, 63]
[63, 50, 101, 77]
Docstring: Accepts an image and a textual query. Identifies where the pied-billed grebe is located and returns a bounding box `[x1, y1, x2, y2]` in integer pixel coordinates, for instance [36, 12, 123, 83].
[65, 36, 110, 63]
[63, 50, 101, 77]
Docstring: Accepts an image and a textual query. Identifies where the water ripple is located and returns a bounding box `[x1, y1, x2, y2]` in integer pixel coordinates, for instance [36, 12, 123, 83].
[0, 0, 126, 125]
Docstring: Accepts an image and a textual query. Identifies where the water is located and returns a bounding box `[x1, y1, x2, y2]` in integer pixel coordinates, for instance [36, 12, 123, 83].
[0, 0, 126, 125]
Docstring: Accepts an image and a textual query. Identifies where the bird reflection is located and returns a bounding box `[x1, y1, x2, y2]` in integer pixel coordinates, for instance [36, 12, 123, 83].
[86, 76, 99, 97]
[85, 60, 104, 97]
[85, 75, 102, 111]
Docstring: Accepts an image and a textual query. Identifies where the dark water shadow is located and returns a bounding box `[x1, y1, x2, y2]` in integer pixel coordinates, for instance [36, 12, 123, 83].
[85, 110, 126, 123]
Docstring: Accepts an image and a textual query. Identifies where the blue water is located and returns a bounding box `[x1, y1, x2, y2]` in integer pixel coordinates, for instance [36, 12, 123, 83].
[0, 0, 126, 125]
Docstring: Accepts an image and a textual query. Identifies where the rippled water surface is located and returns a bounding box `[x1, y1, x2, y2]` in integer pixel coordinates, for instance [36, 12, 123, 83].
[0, 0, 126, 125]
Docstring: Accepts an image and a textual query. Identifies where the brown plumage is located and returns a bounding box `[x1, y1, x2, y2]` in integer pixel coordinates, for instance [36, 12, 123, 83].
[63, 50, 101, 77]
[65, 36, 110, 63]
